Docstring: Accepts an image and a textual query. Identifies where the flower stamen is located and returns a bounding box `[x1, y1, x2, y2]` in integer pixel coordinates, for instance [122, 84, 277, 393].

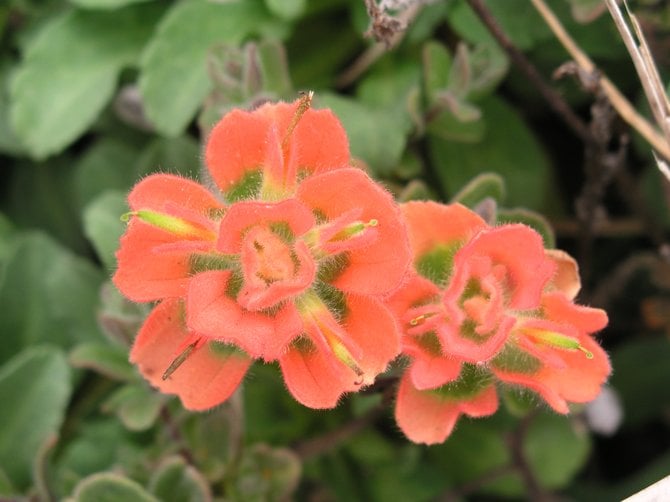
[123, 210, 215, 240]
[283, 90, 314, 148]
[521, 327, 593, 359]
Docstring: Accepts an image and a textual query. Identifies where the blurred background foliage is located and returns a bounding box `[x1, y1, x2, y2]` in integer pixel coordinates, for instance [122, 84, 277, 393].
[2, 0, 670, 500]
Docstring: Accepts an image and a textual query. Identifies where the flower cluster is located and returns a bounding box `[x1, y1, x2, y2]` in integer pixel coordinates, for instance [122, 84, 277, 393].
[114, 95, 411, 410]
[113, 96, 610, 443]
[387, 201, 611, 444]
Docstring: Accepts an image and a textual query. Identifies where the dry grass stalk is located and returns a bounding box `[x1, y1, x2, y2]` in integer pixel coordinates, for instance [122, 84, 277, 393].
[530, 0, 670, 162]
[605, 0, 670, 180]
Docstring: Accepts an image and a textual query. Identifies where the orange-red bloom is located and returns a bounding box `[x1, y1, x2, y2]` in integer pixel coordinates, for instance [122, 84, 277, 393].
[388, 201, 610, 444]
[114, 98, 410, 410]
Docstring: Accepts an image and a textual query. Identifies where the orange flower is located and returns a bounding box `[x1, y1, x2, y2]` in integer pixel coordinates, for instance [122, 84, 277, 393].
[114, 98, 411, 410]
[388, 201, 610, 444]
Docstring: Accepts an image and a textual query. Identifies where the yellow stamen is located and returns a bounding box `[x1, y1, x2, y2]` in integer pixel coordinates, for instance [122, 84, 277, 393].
[331, 219, 378, 241]
[282, 90, 314, 148]
[123, 210, 213, 240]
[522, 327, 593, 359]
[297, 293, 364, 380]
[409, 314, 429, 326]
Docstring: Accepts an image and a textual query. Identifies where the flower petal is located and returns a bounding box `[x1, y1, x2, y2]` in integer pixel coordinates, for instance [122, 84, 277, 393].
[386, 273, 441, 326]
[343, 294, 401, 383]
[297, 168, 411, 295]
[395, 376, 498, 444]
[128, 173, 225, 214]
[409, 353, 462, 390]
[494, 295, 610, 414]
[542, 292, 609, 333]
[217, 198, 315, 254]
[130, 299, 251, 411]
[205, 108, 269, 194]
[493, 337, 610, 414]
[113, 220, 193, 301]
[401, 201, 487, 258]
[238, 239, 316, 311]
[290, 104, 350, 173]
[280, 294, 400, 408]
[279, 336, 354, 409]
[205, 100, 350, 194]
[545, 249, 581, 300]
[450, 225, 556, 310]
[187, 270, 302, 360]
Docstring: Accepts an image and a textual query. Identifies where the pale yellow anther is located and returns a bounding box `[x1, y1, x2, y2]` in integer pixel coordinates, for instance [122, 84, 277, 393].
[522, 327, 593, 359]
[123, 210, 214, 240]
[296, 291, 363, 378]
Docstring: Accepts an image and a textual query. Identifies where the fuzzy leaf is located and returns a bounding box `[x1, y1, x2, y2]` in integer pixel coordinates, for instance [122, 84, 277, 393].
[231, 444, 301, 502]
[82, 190, 128, 271]
[139, 0, 282, 136]
[69, 0, 153, 9]
[429, 95, 560, 213]
[71, 472, 158, 502]
[264, 0, 305, 20]
[0, 232, 105, 364]
[148, 456, 212, 502]
[451, 172, 506, 207]
[317, 93, 409, 176]
[102, 384, 163, 431]
[74, 139, 139, 209]
[524, 412, 591, 489]
[0, 347, 71, 489]
[69, 342, 136, 382]
[10, 4, 162, 159]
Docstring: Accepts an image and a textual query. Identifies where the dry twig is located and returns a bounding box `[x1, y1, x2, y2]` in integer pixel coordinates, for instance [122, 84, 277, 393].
[530, 0, 670, 161]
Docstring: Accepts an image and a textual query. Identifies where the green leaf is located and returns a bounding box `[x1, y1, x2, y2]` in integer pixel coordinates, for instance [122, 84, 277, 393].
[451, 172, 506, 208]
[0, 59, 24, 156]
[71, 472, 158, 502]
[431, 416, 523, 497]
[0, 346, 71, 489]
[448, 0, 552, 51]
[231, 444, 301, 502]
[524, 412, 591, 489]
[428, 95, 561, 213]
[264, 0, 305, 20]
[423, 41, 452, 99]
[74, 139, 139, 209]
[69, 342, 135, 382]
[135, 135, 201, 178]
[497, 207, 556, 248]
[69, 0, 153, 9]
[4, 156, 88, 253]
[317, 93, 409, 176]
[82, 190, 128, 271]
[0, 467, 15, 496]
[56, 419, 139, 487]
[609, 337, 670, 427]
[0, 212, 16, 266]
[10, 4, 163, 159]
[102, 384, 164, 431]
[148, 456, 212, 502]
[346, 437, 446, 501]
[0, 232, 105, 364]
[255, 39, 293, 98]
[96, 281, 149, 347]
[139, 0, 282, 136]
